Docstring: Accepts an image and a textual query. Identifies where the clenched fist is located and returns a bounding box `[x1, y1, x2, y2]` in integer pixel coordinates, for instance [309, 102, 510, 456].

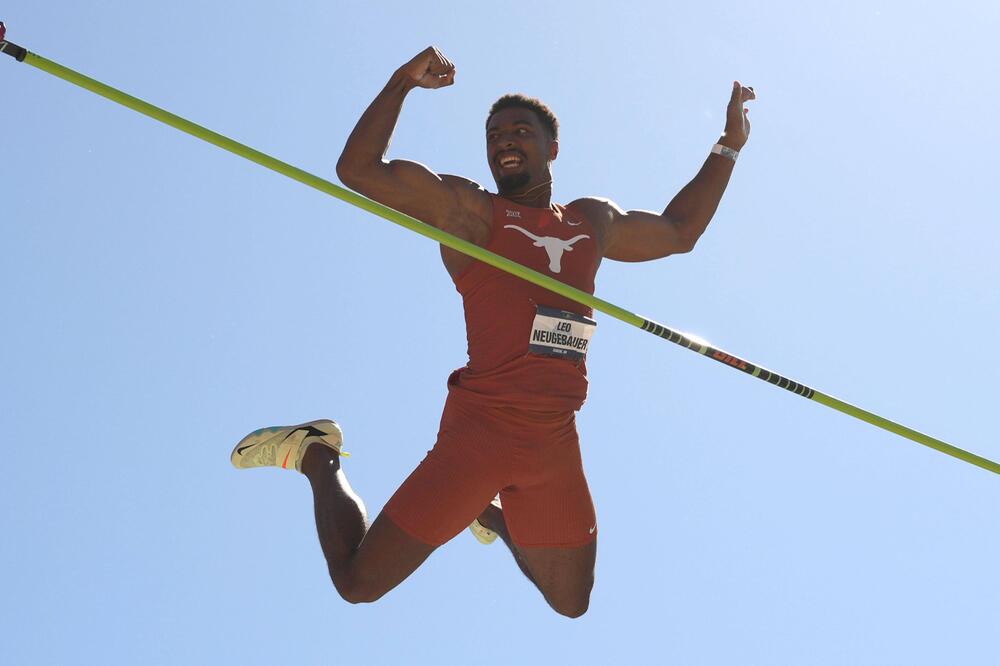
[399, 46, 456, 90]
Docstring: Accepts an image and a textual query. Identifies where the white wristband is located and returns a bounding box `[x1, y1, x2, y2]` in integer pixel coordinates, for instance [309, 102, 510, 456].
[711, 143, 739, 162]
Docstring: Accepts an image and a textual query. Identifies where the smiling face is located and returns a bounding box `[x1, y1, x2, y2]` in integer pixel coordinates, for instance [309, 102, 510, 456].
[486, 107, 559, 196]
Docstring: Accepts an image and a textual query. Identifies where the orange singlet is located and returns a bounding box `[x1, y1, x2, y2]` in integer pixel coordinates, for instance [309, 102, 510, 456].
[383, 194, 601, 547]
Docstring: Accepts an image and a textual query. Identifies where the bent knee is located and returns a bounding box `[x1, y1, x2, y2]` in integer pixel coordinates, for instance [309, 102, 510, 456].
[546, 582, 593, 618]
[550, 594, 590, 618]
[335, 580, 386, 605]
[331, 569, 387, 605]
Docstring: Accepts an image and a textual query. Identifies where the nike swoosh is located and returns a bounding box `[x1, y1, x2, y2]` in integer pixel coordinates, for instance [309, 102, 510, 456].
[589, 525, 597, 534]
[281, 448, 293, 469]
[235, 427, 313, 457]
[566, 218, 583, 226]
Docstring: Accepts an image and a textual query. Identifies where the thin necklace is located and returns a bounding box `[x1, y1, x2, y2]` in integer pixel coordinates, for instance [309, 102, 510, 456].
[508, 179, 553, 206]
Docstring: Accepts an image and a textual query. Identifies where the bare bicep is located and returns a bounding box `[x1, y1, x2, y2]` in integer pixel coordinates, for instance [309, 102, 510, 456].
[570, 197, 687, 261]
[380, 159, 464, 227]
[606, 209, 690, 261]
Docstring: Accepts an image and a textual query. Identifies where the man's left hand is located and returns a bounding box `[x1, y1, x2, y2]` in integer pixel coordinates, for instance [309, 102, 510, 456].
[720, 81, 756, 151]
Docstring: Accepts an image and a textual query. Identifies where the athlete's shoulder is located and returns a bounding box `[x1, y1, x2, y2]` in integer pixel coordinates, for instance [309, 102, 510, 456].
[440, 174, 492, 214]
[439, 174, 487, 191]
[565, 196, 620, 229]
[567, 195, 623, 214]
[567, 195, 618, 210]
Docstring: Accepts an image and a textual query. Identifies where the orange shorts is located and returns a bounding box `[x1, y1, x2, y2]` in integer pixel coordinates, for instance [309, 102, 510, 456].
[383, 390, 597, 548]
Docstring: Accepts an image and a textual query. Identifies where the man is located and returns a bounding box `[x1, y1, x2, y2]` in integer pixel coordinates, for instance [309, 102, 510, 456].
[231, 46, 755, 618]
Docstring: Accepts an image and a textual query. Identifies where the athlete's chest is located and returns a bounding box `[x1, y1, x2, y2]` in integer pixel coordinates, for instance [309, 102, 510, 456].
[490, 200, 602, 278]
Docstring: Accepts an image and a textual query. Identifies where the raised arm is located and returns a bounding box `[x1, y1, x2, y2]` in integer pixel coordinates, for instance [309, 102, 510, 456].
[593, 82, 756, 262]
[336, 47, 490, 238]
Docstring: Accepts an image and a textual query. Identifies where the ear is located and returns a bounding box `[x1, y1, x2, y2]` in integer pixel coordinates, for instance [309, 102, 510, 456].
[548, 139, 559, 161]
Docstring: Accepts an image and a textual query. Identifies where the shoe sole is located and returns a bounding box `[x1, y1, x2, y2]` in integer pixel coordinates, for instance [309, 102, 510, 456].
[469, 519, 499, 545]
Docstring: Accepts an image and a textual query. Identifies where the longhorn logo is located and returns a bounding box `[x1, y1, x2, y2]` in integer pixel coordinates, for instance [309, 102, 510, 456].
[504, 225, 590, 273]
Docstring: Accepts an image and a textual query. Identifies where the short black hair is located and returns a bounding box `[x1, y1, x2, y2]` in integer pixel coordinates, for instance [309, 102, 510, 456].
[486, 94, 559, 140]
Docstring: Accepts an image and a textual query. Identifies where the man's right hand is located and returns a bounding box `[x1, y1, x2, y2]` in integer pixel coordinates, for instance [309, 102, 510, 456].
[398, 47, 456, 90]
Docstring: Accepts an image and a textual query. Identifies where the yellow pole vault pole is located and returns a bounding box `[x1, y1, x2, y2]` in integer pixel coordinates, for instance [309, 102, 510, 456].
[3, 24, 997, 475]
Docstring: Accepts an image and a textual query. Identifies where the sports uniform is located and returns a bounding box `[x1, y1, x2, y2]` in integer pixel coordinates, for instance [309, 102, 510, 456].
[383, 194, 602, 547]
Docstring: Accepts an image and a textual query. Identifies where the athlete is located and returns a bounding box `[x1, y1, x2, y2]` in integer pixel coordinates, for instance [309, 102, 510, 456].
[231, 46, 755, 618]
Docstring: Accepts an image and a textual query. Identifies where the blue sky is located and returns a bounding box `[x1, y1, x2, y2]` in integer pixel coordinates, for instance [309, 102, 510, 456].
[2, 1, 999, 664]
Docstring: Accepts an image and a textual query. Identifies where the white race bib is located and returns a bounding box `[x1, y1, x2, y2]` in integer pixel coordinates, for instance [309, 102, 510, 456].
[528, 306, 597, 361]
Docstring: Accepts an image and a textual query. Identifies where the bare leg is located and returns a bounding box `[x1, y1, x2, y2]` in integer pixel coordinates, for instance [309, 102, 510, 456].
[475, 503, 539, 587]
[517, 542, 596, 618]
[475, 503, 596, 618]
[301, 444, 436, 603]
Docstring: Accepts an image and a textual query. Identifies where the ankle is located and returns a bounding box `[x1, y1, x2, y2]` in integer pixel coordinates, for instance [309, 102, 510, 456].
[301, 443, 340, 478]
[477, 504, 506, 535]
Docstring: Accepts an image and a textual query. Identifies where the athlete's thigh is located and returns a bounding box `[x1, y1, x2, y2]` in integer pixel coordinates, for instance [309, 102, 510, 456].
[518, 540, 597, 615]
[342, 511, 437, 601]
[383, 394, 511, 545]
[501, 417, 597, 548]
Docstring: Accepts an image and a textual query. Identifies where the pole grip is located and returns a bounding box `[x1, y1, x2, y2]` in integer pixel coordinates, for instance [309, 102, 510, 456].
[1, 40, 27, 62]
[0, 22, 27, 61]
